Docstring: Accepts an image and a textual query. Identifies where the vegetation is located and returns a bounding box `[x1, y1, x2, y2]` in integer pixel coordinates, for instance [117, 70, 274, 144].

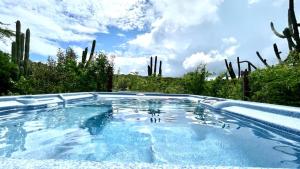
[0, 0, 300, 107]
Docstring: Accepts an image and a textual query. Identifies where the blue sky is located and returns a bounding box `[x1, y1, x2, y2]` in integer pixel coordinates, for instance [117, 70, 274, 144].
[0, 0, 299, 76]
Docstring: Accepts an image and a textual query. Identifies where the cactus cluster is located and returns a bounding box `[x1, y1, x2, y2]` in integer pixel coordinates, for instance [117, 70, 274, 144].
[11, 20, 30, 76]
[81, 40, 96, 68]
[225, 58, 257, 79]
[271, 0, 300, 52]
[147, 56, 162, 77]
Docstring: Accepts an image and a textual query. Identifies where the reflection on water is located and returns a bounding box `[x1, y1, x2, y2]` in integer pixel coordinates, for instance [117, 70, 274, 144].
[0, 98, 299, 167]
[81, 105, 113, 135]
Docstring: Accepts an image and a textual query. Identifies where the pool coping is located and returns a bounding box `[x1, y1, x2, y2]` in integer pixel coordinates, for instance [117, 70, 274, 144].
[1, 92, 300, 133]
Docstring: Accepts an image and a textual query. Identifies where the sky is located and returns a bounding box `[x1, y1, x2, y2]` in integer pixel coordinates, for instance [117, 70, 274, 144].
[0, 0, 299, 77]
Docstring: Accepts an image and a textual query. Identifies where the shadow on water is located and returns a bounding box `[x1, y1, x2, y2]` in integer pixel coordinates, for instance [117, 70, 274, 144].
[80, 104, 113, 135]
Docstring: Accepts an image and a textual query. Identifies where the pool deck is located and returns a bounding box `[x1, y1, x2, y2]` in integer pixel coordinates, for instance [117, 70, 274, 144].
[0, 158, 277, 169]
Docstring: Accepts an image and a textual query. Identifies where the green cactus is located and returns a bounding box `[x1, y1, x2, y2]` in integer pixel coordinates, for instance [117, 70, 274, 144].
[20, 33, 25, 60]
[150, 56, 153, 75]
[85, 40, 96, 67]
[82, 47, 88, 65]
[271, 0, 300, 52]
[256, 51, 270, 67]
[158, 61, 162, 76]
[224, 59, 236, 79]
[24, 29, 30, 76]
[147, 65, 151, 76]
[11, 42, 16, 63]
[16, 20, 21, 65]
[154, 56, 157, 76]
[10, 20, 31, 77]
[147, 56, 163, 77]
[273, 43, 283, 64]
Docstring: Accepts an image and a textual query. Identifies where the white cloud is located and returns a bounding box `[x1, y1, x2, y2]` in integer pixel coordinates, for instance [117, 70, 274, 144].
[114, 56, 148, 74]
[224, 45, 239, 56]
[0, 0, 152, 57]
[70, 45, 84, 58]
[116, 33, 125, 37]
[183, 51, 225, 70]
[248, 0, 286, 6]
[248, 0, 260, 5]
[183, 37, 239, 70]
[222, 37, 238, 45]
[125, 0, 224, 76]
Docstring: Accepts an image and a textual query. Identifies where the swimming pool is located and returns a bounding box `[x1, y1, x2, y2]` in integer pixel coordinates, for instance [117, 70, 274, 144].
[0, 93, 300, 168]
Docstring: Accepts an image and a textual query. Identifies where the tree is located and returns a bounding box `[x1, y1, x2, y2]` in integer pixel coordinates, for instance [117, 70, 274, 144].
[0, 51, 18, 95]
[182, 65, 209, 95]
[0, 22, 14, 41]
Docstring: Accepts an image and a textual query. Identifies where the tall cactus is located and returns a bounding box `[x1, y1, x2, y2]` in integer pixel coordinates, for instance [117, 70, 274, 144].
[154, 56, 157, 76]
[158, 61, 162, 76]
[150, 56, 153, 75]
[81, 47, 88, 65]
[10, 20, 31, 76]
[15, 20, 21, 65]
[11, 42, 16, 63]
[147, 56, 162, 77]
[224, 59, 236, 79]
[20, 33, 25, 60]
[271, 0, 300, 52]
[24, 29, 30, 76]
[85, 40, 96, 68]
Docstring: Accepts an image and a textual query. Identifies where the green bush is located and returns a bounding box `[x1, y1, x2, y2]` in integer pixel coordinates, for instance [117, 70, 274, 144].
[249, 65, 300, 106]
[205, 74, 242, 100]
[0, 51, 18, 95]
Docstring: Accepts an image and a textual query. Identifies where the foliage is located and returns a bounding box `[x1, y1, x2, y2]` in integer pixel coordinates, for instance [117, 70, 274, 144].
[205, 73, 242, 100]
[0, 22, 14, 40]
[249, 64, 300, 106]
[11, 48, 113, 94]
[182, 65, 209, 95]
[0, 51, 18, 95]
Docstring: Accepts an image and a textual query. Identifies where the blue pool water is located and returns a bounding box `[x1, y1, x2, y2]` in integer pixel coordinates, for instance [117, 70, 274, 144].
[0, 97, 300, 168]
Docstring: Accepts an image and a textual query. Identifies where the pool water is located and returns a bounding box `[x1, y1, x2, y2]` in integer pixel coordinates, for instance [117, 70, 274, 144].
[0, 97, 300, 168]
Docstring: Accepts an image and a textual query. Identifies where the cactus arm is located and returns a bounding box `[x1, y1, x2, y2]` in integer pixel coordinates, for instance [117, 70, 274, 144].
[288, 9, 294, 33]
[154, 56, 157, 76]
[150, 56, 153, 75]
[24, 29, 30, 76]
[237, 57, 241, 79]
[82, 47, 88, 65]
[11, 42, 16, 63]
[20, 33, 25, 61]
[287, 36, 296, 50]
[86, 40, 96, 67]
[228, 62, 236, 79]
[224, 59, 236, 79]
[273, 43, 282, 64]
[147, 65, 151, 76]
[16, 20, 21, 66]
[158, 60, 162, 76]
[270, 22, 286, 38]
[288, 0, 300, 51]
[256, 51, 270, 67]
